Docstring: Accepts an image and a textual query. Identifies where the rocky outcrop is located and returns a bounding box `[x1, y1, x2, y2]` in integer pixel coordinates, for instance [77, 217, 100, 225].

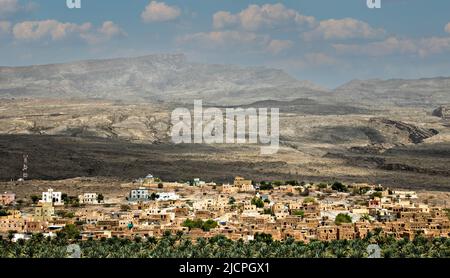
[432, 106, 449, 119]
[369, 118, 439, 144]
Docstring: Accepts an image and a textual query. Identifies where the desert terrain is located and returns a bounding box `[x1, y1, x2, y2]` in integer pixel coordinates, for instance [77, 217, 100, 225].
[0, 55, 449, 193]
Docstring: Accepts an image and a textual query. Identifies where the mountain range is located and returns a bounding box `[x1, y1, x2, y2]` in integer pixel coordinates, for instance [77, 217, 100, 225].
[1, 54, 449, 107]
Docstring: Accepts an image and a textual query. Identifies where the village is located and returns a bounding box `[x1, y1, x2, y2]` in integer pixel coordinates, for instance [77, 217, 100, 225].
[1, 174, 449, 243]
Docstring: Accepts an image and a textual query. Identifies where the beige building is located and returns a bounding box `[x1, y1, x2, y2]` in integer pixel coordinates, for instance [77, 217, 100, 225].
[34, 202, 55, 221]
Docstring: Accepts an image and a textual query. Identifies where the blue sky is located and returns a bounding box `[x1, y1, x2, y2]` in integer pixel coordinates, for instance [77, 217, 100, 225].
[1, 0, 450, 88]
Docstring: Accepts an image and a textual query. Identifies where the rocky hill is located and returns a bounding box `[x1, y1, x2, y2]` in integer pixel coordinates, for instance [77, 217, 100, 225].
[432, 106, 449, 119]
[333, 77, 450, 107]
[0, 54, 327, 105]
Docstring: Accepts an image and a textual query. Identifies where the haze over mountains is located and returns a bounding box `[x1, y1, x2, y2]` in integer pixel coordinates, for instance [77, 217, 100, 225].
[1, 54, 449, 107]
[0, 54, 326, 105]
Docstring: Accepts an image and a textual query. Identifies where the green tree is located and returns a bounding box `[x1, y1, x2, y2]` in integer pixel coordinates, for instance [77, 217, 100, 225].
[360, 214, 371, 222]
[7, 230, 15, 241]
[59, 224, 80, 240]
[292, 210, 305, 218]
[202, 220, 218, 232]
[335, 213, 352, 225]
[332, 181, 348, 192]
[286, 180, 299, 186]
[371, 191, 383, 198]
[254, 233, 273, 244]
[30, 195, 40, 204]
[182, 219, 203, 230]
[303, 197, 316, 204]
[259, 184, 274, 190]
[251, 197, 264, 208]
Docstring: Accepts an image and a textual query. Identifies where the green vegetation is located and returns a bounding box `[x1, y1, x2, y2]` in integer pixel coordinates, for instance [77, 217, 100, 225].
[291, 210, 305, 218]
[56, 211, 75, 218]
[371, 191, 383, 199]
[331, 181, 348, 192]
[318, 183, 328, 189]
[285, 180, 299, 186]
[61, 194, 79, 206]
[352, 186, 370, 195]
[251, 197, 265, 208]
[271, 180, 284, 186]
[59, 224, 80, 240]
[263, 208, 273, 215]
[0, 234, 449, 258]
[259, 183, 274, 190]
[335, 213, 352, 225]
[360, 214, 371, 222]
[182, 219, 218, 232]
[303, 197, 316, 204]
[299, 188, 310, 197]
[30, 195, 40, 204]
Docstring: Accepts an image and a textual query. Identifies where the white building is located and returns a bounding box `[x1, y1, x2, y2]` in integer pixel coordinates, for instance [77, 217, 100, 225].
[78, 193, 98, 204]
[192, 178, 206, 186]
[129, 187, 150, 201]
[42, 188, 63, 206]
[156, 192, 180, 201]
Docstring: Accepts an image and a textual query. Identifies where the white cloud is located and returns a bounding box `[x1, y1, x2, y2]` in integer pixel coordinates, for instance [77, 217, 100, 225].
[0, 20, 11, 35]
[213, 3, 315, 31]
[0, 0, 20, 15]
[303, 18, 385, 41]
[0, 0, 36, 17]
[81, 21, 126, 44]
[12, 20, 124, 44]
[99, 21, 125, 38]
[141, 1, 180, 23]
[266, 39, 293, 54]
[445, 23, 450, 34]
[13, 20, 91, 41]
[178, 30, 269, 49]
[213, 11, 238, 29]
[178, 31, 292, 56]
[333, 36, 450, 57]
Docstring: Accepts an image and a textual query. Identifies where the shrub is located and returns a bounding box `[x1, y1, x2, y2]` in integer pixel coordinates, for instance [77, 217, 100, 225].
[332, 181, 348, 192]
[335, 213, 352, 225]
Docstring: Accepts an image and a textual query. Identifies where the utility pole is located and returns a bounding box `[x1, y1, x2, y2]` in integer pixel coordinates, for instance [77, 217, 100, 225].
[22, 154, 28, 180]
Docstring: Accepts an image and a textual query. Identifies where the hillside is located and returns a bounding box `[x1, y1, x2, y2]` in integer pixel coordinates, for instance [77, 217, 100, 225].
[333, 77, 450, 107]
[0, 54, 327, 105]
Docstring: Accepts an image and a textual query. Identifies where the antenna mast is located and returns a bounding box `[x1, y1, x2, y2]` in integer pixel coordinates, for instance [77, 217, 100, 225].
[22, 154, 28, 180]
